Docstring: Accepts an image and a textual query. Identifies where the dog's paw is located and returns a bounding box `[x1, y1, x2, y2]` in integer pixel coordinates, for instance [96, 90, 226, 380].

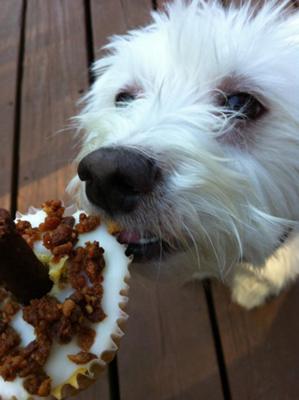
[231, 271, 273, 310]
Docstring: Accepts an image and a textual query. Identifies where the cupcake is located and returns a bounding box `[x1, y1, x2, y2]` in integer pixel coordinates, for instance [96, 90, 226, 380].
[0, 201, 130, 399]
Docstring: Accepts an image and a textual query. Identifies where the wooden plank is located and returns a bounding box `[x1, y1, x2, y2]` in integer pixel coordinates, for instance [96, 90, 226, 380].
[16, 1, 109, 399]
[90, 0, 153, 57]
[119, 273, 224, 400]
[17, 0, 87, 211]
[213, 281, 299, 399]
[118, 0, 154, 30]
[90, 2, 223, 399]
[0, 0, 23, 210]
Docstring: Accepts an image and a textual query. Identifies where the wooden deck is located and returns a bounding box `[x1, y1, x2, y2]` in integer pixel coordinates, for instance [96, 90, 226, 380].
[1, 1, 299, 399]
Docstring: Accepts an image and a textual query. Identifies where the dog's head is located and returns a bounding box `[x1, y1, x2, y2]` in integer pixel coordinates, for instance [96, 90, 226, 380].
[69, 0, 299, 275]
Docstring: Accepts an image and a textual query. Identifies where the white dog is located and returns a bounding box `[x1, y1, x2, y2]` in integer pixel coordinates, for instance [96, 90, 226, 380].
[68, 0, 299, 310]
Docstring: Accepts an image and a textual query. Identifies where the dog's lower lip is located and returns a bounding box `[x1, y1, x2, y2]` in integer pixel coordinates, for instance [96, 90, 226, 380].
[117, 230, 159, 245]
[125, 240, 170, 262]
[117, 230, 181, 262]
[117, 230, 170, 262]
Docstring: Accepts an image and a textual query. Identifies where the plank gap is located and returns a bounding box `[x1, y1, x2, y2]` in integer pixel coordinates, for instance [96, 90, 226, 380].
[203, 280, 232, 400]
[152, 0, 158, 10]
[83, 0, 95, 84]
[108, 357, 121, 400]
[10, 0, 27, 216]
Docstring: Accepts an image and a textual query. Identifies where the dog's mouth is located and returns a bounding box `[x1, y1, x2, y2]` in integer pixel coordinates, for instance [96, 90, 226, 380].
[117, 230, 175, 262]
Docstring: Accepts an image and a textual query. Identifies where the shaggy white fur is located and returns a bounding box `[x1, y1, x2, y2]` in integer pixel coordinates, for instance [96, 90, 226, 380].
[68, 0, 299, 309]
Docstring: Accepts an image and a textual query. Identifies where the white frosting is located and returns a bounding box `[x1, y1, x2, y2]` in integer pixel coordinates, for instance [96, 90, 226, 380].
[0, 209, 131, 400]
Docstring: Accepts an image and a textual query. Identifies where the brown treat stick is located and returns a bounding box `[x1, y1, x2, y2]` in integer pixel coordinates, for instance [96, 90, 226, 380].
[0, 209, 53, 305]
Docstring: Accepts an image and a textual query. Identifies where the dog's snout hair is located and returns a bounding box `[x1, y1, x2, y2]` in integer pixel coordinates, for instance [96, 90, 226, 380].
[78, 147, 161, 216]
[69, 0, 299, 308]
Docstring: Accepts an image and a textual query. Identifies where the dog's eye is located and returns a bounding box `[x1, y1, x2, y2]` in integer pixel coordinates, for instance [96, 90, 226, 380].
[223, 92, 266, 120]
[115, 92, 136, 107]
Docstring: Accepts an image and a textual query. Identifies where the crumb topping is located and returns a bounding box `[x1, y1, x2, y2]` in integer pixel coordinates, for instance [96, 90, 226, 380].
[107, 221, 122, 236]
[0, 200, 106, 396]
[15, 220, 41, 248]
[67, 351, 97, 365]
[75, 213, 101, 234]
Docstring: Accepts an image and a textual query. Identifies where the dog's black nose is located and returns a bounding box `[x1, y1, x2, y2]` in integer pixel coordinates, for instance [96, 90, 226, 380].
[78, 147, 161, 215]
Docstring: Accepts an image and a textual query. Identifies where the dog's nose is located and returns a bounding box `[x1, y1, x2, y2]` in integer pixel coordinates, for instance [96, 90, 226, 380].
[78, 147, 161, 215]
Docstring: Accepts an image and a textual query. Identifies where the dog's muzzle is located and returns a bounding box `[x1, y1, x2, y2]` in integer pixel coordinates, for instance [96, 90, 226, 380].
[77, 147, 171, 261]
[78, 147, 161, 216]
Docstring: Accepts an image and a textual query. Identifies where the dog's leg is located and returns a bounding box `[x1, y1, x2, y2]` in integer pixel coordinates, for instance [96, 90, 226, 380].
[231, 230, 299, 309]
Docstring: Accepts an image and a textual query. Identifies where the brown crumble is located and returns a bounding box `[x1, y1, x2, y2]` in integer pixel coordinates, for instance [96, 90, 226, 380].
[77, 326, 96, 352]
[67, 351, 97, 365]
[107, 220, 122, 235]
[75, 213, 101, 234]
[0, 200, 105, 396]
